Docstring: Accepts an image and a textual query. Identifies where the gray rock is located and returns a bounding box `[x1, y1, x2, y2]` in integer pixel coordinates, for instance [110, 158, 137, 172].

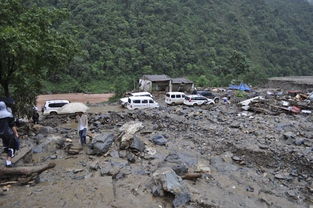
[89, 160, 99, 170]
[87, 133, 115, 155]
[246, 186, 254, 192]
[100, 163, 112, 176]
[50, 155, 57, 160]
[231, 156, 242, 162]
[130, 137, 145, 153]
[127, 152, 136, 163]
[109, 150, 120, 158]
[32, 144, 43, 153]
[39, 126, 56, 135]
[210, 156, 238, 172]
[286, 190, 298, 200]
[294, 138, 304, 146]
[274, 172, 292, 180]
[118, 150, 127, 158]
[152, 167, 191, 208]
[34, 134, 45, 144]
[160, 153, 189, 176]
[55, 138, 66, 149]
[113, 172, 125, 180]
[110, 158, 128, 169]
[283, 132, 296, 140]
[150, 135, 168, 146]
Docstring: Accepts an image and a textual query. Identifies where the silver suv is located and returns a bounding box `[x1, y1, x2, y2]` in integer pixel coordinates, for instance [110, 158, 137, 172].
[183, 95, 215, 106]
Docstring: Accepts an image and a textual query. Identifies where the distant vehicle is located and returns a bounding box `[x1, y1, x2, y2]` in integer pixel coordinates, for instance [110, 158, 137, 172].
[165, 92, 186, 105]
[192, 90, 219, 103]
[43, 100, 70, 115]
[183, 95, 215, 106]
[126, 96, 159, 110]
[120, 92, 153, 107]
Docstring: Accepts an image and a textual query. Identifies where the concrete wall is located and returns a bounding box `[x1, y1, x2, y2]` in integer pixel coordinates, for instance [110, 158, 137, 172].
[267, 76, 313, 91]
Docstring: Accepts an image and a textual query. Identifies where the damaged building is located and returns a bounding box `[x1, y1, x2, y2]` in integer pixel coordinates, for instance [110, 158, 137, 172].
[139, 75, 171, 92]
[139, 74, 194, 92]
[267, 76, 313, 91]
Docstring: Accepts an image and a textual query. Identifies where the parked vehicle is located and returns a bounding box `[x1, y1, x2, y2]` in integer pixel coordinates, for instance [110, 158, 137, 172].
[43, 100, 70, 115]
[120, 92, 153, 107]
[165, 92, 186, 105]
[183, 95, 215, 106]
[192, 90, 219, 103]
[126, 96, 159, 110]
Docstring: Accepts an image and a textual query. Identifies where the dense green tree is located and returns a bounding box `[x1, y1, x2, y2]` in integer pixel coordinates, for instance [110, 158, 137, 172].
[25, 0, 313, 93]
[0, 0, 77, 114]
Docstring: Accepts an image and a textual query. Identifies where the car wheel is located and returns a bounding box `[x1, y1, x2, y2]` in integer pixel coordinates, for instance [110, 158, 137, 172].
[192, 103, 197, 106]
[50, 111, 57, 115]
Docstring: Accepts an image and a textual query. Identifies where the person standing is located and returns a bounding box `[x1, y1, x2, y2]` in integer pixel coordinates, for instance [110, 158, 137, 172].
[76, 111, 88, 145]
[32, 107, 39, 124]
[0, 101, 19, 167]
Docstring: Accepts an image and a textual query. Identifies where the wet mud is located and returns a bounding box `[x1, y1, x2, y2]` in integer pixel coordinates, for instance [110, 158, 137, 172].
[0, 93, 312, 208]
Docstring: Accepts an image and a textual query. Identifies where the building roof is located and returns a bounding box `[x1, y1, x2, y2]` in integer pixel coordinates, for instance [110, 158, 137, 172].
[171, 78, 193, 84]
[142, 75, 171, 82]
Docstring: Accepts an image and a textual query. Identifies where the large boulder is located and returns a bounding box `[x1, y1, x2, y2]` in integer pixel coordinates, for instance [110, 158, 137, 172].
[152, 167, 191, 208]
[159, 152, 198, 176]
[87, 133, 115, 155]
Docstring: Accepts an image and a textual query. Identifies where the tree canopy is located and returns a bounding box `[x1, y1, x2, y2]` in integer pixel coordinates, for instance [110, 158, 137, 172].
[2, 0, 313, 99]
[36, 0, 313, 93]
[0, 0, 77, 115]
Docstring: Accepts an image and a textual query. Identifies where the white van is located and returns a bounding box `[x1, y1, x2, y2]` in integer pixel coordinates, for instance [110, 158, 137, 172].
[165, 92, 186, 105]
[43, 100, 70, 115]
[120, 92, 153, 107]
[126, 96, 159, 110]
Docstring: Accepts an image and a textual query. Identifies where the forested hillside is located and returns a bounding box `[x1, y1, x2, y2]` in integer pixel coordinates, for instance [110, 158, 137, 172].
[41, 0, 313, 92]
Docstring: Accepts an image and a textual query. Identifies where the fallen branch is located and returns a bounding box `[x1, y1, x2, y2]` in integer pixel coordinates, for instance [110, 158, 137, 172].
[181, 173, 202, 180]
[0, 163, 56, 184]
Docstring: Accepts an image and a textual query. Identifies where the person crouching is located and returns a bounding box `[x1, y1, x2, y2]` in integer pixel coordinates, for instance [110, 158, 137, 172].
[76, 111, 88, 145]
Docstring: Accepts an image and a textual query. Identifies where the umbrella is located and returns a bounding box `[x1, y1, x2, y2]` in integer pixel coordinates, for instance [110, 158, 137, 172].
[58, 102, 89, 114]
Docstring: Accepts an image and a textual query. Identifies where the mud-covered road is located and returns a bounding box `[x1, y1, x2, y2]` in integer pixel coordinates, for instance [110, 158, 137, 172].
[0, 91, 313, 208]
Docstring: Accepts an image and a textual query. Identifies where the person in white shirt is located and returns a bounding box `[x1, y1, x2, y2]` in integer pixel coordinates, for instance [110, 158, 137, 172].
[76, 111, 88, 145]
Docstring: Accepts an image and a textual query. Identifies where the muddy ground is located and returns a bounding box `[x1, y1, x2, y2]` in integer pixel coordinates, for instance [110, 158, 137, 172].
[0, 91, 313, 208]
[36, 93, 114, 109]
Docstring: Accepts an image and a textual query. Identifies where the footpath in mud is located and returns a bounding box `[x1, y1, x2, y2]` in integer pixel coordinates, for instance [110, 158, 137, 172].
[0, 90, 313, 208]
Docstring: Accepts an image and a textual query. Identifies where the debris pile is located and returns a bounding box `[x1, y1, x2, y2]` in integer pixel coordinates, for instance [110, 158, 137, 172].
[1, 88, 313, 207]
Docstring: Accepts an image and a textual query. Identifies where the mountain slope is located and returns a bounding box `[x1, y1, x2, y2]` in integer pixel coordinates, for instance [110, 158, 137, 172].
[41, 0, 313, 90]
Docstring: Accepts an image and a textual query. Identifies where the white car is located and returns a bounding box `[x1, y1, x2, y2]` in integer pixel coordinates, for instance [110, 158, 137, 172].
[165, 92, 186, 105]
[120, 92, 153, 107]
[183, 95, 215, 106]
[126, 96, 159, 110]
[43, 100, 70, 115]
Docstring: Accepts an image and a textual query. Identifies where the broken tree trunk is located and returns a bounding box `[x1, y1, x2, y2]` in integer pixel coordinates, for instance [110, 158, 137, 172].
[0, 162, 56, 185]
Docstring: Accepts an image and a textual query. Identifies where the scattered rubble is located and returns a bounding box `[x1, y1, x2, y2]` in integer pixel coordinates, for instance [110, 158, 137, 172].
[1, 88, 313, 207]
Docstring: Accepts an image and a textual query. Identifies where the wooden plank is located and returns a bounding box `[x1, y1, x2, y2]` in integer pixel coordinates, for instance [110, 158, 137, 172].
[12, 147, 32, 164]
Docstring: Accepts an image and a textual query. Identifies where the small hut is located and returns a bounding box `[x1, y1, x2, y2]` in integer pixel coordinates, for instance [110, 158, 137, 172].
[171, 78, 194, 92]
[139, 75, 171, 92]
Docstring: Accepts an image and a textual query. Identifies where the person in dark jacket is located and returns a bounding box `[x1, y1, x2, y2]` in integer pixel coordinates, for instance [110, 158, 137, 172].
[0, 101, 19, 167]
[32, 107, 39, 124]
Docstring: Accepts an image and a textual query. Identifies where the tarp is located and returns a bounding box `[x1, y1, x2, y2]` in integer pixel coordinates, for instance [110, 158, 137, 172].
[228, 83, 251, 91]
[58, 102, 89, 114]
